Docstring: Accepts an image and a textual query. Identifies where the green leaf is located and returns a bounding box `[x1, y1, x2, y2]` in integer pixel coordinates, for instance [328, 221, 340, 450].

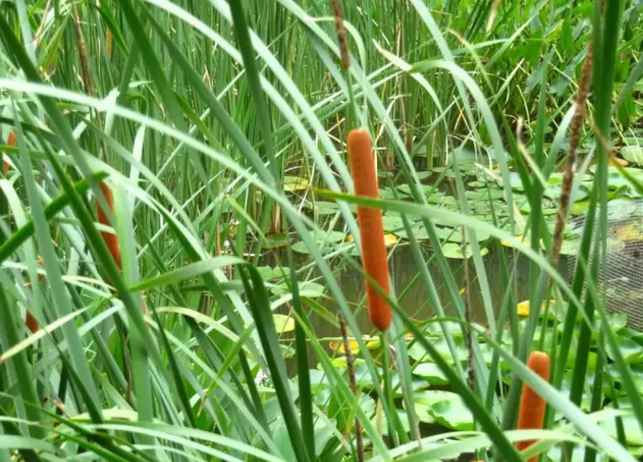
[441, 242, 489, 259]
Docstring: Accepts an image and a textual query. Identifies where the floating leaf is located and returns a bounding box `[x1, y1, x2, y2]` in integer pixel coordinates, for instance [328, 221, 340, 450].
[379, 188, 398, 200]
[601, 412, 643, 446]
[376, 410, 412, 435]
[328, 338, 381, 354]
[609, 157, 629, 167]
[497, 172, 525, 192]
[383, 215, 405, 232]
[346, 233, 398, 247]
[441, 242, 489, 259]
[283, 175, 310, 192]
[308, 201, 357, 215]
[256, 266, 291, 280]
[264, 233, 289, 249]
[310, 202, 339, 216]
[247, 314, 295, 333]
[606, 335, 643, 364]
[271, 281, 325, 298]
[542, 186, 589, 202]
[621, 146, 643, 166]
[413, 362, 449, 385]
[435, 226, 491, 243]
[391, 373, 429, 397]
[465, 189, 504, 201]
[547, 445, 610, 462]
[571, 200, 591, 216]
[408, 337, 466, 364]
[292, 230, 350, 254]
[414, 390, 473, 430]
[501, 235, 543, 249]
[516, 300, 556, 317]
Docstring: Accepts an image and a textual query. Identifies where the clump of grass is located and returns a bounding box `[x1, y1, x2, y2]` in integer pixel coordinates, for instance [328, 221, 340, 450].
[348, 128, 391, 332]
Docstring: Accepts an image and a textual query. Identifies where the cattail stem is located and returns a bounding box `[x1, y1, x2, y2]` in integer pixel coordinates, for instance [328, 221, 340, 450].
[551, 41, 593, 269]
[338, 314, 364, 462]
[330, 0, 358, 129]
[348, 129, 391, 331]
[516, 351, 550, 462]
[330, 0, 350, 70]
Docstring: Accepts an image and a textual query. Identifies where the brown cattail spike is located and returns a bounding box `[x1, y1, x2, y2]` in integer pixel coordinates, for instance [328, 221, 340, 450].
[25, 311, 39, 333]
[96, 182, 122, 270]
[516, 351, 551, 462]
[106, 29, 113, 57]
[348, 129, 391, 331]
[3, 129, 15, 175]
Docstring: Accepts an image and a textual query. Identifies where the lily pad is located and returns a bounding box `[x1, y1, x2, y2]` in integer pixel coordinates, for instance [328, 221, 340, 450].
[291, 230, 350, 254]
[391, 373, 430, 397]
[283, 175, 310, 192]
[264, 233, 289, 249]
[441, 242, 489, 259]
[542, 186, 589, 202]
[546, 446, 609, 462]
[516, 300, 557, 318]
[601, 412, 643, 446]
[256, 266, 291, 280]
[414, 390, 473, 430]
[497, 172, 525, 192]
[271, 281, 325, 298]
[376, 410, 412, 435]
[246, 314, 295, 333]
[382, 216, 405, 232]
[606, 335, 643, 364]
[408, 337, 467, 364]
[346, 233, 398, 247]
[465, 189, 504, 201]
[435, 227, 490, 243]
[308, 201, 356, 216]
[328, 338, 381, 354]
[621, 145, 643, 165]
[273, 314, 295, 332]
[413, 362, 449, 385]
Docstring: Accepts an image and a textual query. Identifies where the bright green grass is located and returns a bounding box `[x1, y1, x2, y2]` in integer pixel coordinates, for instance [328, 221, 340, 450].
[0, 0, 641, 461]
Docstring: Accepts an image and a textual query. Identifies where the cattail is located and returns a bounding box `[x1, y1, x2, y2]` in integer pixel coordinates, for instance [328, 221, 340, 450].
[516, 351, 551, 462]
[106, 29, 113, 57]
[25, 312, 39, 333]
[3, 129, 15, 175]
[24, 255, 44, 333]
[96, 182, 122, 270]
[348, 129, 391, 331]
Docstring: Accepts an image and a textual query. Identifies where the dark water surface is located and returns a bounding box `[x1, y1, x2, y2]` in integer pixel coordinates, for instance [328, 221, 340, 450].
[268, 245, 535, 341]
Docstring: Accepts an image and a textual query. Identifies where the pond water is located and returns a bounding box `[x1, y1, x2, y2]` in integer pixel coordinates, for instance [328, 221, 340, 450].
[268, 245, 537, 341]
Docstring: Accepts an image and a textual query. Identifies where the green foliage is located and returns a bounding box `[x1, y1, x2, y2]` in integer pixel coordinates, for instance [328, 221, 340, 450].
[0, 0, 641, 461]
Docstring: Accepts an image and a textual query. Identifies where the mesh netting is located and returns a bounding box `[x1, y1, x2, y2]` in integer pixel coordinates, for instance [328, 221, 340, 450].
[567, 200, 643, 330]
